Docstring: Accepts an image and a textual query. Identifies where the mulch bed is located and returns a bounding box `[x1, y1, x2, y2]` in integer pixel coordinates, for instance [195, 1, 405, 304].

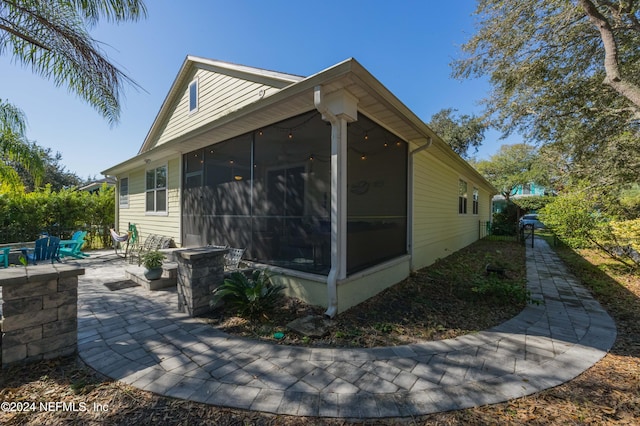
[203, 239, 527, 347]
[1, 239, 638, 425]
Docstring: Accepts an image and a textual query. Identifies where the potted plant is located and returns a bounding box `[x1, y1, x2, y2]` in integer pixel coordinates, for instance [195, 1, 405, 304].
[139, 250, 165, 280]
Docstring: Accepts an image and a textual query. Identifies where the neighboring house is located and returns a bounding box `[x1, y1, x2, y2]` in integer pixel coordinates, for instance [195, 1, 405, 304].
[78, 177, 116, 194]
[492, 183, 549, 213]
[103, 56, 496, 316]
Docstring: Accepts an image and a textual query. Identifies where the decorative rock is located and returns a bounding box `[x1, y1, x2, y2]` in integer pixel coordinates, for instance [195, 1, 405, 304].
[287, 315, 333, 337]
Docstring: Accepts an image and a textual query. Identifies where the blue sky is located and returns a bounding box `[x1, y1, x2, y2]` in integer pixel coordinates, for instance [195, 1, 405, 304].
[1, 0, 515, 180]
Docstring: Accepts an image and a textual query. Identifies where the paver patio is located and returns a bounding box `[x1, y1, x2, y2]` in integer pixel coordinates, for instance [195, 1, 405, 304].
[70, 237, 615, 419]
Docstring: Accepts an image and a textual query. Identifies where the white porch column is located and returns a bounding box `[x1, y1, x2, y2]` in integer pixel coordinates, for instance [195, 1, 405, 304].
[314, 86, 358, 317]
[331, 116, 348, 281]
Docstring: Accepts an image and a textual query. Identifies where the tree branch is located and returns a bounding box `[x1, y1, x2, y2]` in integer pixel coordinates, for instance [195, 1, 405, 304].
[578, 0, 640, 111]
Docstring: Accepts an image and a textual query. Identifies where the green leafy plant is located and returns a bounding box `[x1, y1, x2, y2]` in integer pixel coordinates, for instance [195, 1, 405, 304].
[471, 275, 532, 305]
[373, 322, 394, 333]
[210, 270, 284, 319]
[139, 250, 165, 269]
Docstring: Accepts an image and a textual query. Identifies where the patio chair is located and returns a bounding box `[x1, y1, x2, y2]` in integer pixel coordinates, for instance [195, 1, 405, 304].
[21, 236, 61, 265]
[0, 247, 10, 268]
[59, 230, 90, 259]
[128, 233, 158, 265]
[208, 244, 245, 271]
[224, 247, 245, 271]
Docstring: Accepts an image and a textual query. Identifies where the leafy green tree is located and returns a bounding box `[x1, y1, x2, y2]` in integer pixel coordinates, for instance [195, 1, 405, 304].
[13, 144, 83, 191]
[453, 1, 640, 187]
[475, 144, 546, 202]
[512, 195, 554, 213]
[428, 108, 487, 158]
[619, 184, 640, 218]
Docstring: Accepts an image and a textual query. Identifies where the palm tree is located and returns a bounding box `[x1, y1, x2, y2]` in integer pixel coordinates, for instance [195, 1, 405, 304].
[0, 100, 44, 190]
[0, 1, 147, 190]
[0, 0, 147, 125]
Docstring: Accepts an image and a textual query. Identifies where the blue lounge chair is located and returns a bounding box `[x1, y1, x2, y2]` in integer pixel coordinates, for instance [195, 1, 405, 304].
[59, 231, 90, 259]
[21, 236, 61, 265]
[0, 247, 9, 268]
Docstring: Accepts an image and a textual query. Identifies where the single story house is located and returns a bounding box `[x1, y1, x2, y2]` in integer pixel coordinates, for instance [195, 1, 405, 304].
[103, 56, 496, 317]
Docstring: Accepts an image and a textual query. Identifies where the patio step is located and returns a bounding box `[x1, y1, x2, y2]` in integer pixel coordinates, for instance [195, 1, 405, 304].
[125, 262, 177, 291]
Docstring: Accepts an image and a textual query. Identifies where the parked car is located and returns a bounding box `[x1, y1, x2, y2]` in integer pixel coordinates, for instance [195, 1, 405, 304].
[519, 213, 544, 230]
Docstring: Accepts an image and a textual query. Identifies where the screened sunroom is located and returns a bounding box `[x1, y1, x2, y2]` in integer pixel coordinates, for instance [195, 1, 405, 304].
[182, 110, 407, 276]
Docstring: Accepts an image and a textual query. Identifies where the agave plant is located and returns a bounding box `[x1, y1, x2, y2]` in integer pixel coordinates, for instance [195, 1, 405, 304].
[210, 269, 284, 319]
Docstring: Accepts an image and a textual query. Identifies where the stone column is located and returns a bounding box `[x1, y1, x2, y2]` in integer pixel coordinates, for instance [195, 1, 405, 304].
[174, 247, 227, 317]
[1, 264, 84, 368]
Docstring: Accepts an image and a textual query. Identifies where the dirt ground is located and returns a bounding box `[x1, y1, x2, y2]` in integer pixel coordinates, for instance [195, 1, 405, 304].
[1, 240, 638, 425]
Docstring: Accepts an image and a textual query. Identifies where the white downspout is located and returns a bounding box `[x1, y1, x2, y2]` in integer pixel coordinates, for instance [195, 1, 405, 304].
[408, 138, 433, 272]
[314, 85, 345, 318]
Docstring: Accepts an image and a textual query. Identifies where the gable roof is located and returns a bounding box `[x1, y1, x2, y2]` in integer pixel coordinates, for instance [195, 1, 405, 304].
[138, 56, 305, 153]
[103, 57, 495, 193]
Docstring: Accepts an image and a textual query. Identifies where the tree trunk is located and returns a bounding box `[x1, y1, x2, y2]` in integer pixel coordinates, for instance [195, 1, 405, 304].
[579, 0, 640, 114]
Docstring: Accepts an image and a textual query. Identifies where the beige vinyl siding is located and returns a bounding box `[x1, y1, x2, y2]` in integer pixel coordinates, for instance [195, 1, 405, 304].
[117, 157, 182, 246]
[411, 147, 492, 271]
[155, 68, 280, 147]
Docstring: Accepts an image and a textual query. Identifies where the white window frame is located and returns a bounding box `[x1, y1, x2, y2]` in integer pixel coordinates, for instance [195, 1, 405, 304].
[472, 187, 479, 215]
[119, 176, 129, 208]
[458, 178, 468, 215]
[188, 77, 199, 114]
[145, 164, 168, 215]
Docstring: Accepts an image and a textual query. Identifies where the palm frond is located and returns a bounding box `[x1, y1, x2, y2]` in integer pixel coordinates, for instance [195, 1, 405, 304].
[69, 0, 148, 25]
[0, 130, 45, 186]
[0, 0, 147, 124]
[0, 99, 27, 136]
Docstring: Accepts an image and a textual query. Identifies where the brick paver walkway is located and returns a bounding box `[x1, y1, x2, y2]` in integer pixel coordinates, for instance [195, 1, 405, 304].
[76, 238, 616, 419]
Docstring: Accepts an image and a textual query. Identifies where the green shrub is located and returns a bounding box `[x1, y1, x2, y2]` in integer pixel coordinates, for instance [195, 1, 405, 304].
[492, 201, 519, 236]
[539, 191, 609, 248]
[210, 270, 284, 319]
[470, 275, 532, 305]
[0, 184, 114, 246]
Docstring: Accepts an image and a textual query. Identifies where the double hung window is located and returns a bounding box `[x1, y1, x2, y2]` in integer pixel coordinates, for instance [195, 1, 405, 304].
[458, 179, 468, 214]
[146, 166, 167, 213]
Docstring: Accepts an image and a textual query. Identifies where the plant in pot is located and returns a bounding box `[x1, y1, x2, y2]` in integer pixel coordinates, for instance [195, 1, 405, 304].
[139, 250, 165, 280]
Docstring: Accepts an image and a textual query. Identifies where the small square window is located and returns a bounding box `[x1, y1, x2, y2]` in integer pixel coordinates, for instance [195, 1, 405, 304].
[189, 79, 198, 113]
